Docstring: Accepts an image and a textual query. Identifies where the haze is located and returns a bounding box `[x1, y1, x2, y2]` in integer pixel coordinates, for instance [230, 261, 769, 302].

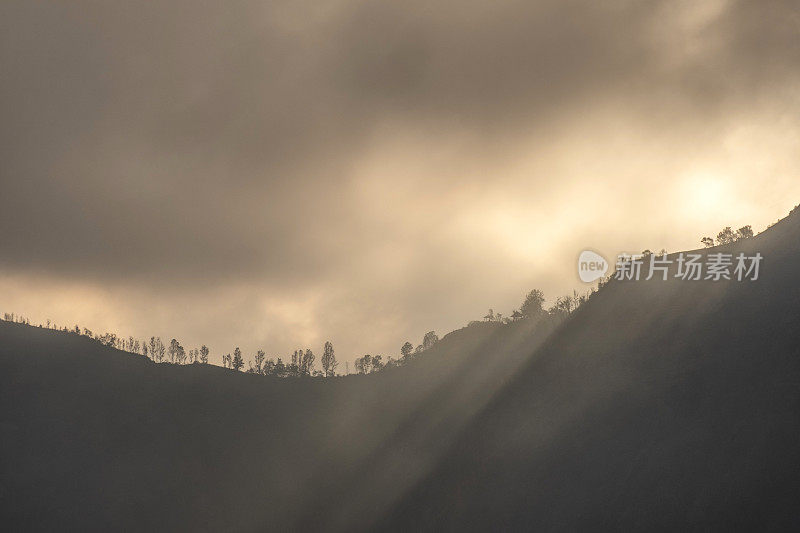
[1, 0, 798, 366]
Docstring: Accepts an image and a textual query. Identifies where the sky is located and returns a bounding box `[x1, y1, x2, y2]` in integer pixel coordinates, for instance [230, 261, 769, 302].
[1, 0, 799, 367]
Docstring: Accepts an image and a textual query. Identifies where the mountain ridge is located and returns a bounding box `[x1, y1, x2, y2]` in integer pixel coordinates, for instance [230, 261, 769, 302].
[2, 206, 799, 531]
[376, 207, 800, 531]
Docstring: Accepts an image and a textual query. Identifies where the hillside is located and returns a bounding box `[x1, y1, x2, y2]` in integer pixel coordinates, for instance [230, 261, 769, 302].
[2, 208, 800, 531]
[378, 208, 800, 531]
[0, 302, 554, 531]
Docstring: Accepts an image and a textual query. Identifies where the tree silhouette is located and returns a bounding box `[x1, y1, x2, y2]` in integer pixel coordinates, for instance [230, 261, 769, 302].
[3, 285, 487, 376]
[736, 225, 754, 240]
[301, 349, 315, 376]
[232, 347, 244, 371]
[274, 358, 286, 377]
[549, 294, 576, 318]
[704, 224, 754, 246]
[401, 341, 414, 363]
[520, 289, 545, 318]
[321, 341, 338, 377]
[168, 339, 180, 363]
[289, 350, 301, 377]
[251, 350, 266, 374]
[355, 355, 372, 374]
[422, 331, 438, 350]
[716, 226, 736, 245]
[157, 338, 165, 363]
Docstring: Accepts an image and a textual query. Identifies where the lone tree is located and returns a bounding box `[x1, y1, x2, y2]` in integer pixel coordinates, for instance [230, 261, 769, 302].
[422, 331, 439, 350]
[168, 339, 180, 363]
[301, 349, 315, 376]
[252, 350, 266, 374]
[701, 237, 715, 248]
[321, 341, 338, 377]
[199, 345, 209, 364]
[520, 289, 545, 318]
[232, 347, 245, 372]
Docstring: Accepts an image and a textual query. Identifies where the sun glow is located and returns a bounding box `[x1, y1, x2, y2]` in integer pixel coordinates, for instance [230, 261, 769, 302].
[680, 173, 728, 214]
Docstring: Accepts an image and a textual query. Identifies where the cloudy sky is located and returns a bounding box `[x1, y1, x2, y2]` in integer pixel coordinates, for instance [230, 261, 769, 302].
[1, 0, 799, 367]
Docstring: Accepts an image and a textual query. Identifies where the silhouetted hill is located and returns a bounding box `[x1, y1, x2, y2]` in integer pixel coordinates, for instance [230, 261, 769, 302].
[378, 207, 800, 531]
[2, 207, 800, 531]
[0, 303, 554, 531]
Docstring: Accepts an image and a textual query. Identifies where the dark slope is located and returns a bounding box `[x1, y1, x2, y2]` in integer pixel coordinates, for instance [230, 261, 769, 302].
[3, 209, 799, 532]
[379, 209, 800, 531]
[301, 316, 557, 532]
[0, 323, 334, 531]
[0, 304, 555, 531]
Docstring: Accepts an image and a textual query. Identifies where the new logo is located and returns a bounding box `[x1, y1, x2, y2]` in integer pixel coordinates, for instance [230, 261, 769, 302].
[578, 250, 609, 282]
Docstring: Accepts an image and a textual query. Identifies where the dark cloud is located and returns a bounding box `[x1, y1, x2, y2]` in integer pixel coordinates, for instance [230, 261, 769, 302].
[1, 0, 798, 361]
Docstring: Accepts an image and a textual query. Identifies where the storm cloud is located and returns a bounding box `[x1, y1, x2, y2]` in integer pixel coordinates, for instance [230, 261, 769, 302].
[1, 0, 799, 364]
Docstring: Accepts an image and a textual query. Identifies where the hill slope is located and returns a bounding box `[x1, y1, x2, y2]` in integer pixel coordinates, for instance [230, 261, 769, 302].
[0, 302, 554, 531]
[2, 208, 800, 531]
[377, 209, 800, 531]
